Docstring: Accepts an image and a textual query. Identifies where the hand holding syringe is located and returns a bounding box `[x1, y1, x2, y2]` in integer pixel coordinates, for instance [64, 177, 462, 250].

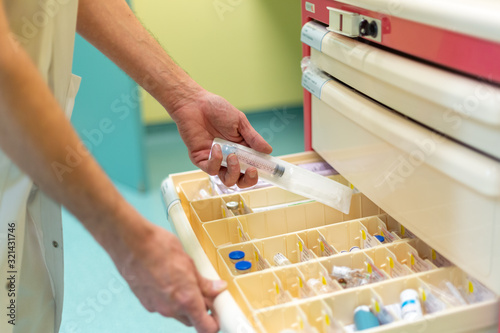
[220, 144, 285, 178]
[211, 138, 353, 214]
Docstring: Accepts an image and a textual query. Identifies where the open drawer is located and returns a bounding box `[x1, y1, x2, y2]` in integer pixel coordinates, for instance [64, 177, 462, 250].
[161, 151, 499, 332]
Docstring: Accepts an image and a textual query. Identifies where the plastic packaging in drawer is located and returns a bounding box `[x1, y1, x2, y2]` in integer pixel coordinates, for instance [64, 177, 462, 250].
[317, 250, 390, 290]
[232, 241, 441, 315]
[254, 267, 498, 333]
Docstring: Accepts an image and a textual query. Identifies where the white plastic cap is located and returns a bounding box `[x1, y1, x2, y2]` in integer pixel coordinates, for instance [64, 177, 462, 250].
[354, 305, 371, 313]
[400, 288, 419, 302]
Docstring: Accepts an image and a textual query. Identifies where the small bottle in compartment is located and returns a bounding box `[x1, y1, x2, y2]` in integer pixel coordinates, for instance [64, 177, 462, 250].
[226, 201, 240, 216]
[354, 305, 380, 330]
[229, 250, 245, 264]
[400, 289, 423, 321]
[273, 252, 292, 266]
[235, 261, 252, 275]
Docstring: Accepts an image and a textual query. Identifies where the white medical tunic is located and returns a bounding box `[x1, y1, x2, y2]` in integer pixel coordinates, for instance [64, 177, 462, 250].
[0, 0, 80, 332]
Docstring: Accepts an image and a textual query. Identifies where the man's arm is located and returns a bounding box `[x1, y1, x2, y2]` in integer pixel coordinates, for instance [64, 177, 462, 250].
[76, 0, 272, 188]
[0, 3, 225, 333]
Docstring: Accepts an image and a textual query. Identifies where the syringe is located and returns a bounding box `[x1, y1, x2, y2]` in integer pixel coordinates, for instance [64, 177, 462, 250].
[211, 138, 353, 214]
[220, 144, 285, 178]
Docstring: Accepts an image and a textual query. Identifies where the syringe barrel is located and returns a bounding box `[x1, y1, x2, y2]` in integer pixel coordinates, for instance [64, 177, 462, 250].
[210, 138, 353, 214]
[215, 139, 285, 179]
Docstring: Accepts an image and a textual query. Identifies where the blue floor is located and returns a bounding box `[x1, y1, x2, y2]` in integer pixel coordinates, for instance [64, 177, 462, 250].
[60, 107, 304, 333]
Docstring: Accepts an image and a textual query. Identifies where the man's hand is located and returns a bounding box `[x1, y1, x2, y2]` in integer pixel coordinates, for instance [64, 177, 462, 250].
[108, 219, 226, 333]
[77, 0, 273, 189]
[171, 90, 272, 188]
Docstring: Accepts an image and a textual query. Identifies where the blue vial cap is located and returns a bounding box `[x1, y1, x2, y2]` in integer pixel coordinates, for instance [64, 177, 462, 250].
[235, 260, 252, 271]
[229, 251, 245, 260]
[374, 235, 385, 243]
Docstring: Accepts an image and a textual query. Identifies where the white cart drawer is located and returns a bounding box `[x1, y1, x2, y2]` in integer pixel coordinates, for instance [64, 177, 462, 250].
[311, 78, 500, 295]
[303, 21, 500, 159]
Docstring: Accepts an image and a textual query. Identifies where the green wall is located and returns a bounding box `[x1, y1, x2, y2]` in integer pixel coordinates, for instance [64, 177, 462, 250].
[132, 0, 303, 124]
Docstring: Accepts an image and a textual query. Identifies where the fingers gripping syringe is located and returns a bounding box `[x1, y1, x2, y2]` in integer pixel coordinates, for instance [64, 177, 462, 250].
[211, 138, 353, 214]
[220, 144, 285, 178]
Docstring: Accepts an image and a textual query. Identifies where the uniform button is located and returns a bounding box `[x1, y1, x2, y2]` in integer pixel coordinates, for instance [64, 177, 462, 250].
[52, 241, 59, 248]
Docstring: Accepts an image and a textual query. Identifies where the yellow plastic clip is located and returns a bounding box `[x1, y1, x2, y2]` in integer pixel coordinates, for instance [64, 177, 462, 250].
[374, 300, 380, 313]
[410, 254, 415, 266]
[320, 241, 325, 252]
[298, 241, 303, 252]
[367, 263, 373, 274]
[361, 229, 367, 240]
[421, 288, 427, 302]
[389, 257, 394, 269]
[325, 314, 330, 326]
[431, 249, 437, 260]
[468, 281, 474, 294]
[401, 225, 406, 236]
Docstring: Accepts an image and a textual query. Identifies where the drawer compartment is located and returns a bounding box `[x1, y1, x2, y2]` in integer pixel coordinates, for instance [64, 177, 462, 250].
[254, 267, 497, 333]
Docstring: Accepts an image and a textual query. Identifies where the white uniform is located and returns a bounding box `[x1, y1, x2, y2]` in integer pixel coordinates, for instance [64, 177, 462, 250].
[0, 0, 80, 332]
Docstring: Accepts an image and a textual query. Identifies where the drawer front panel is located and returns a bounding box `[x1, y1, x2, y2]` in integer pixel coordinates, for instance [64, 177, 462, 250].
[304, 20, 500, 159]
[311, 79, 500, 294]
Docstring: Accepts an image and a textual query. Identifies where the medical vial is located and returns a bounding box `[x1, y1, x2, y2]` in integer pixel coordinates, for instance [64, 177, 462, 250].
[235, 261, 252, 275]
[353, 305, 380, 330]
[273, 252, 292, 266]
[229, 250, 245, 264]
[400, 289, 423, 321]
[226, 201, 240, 216]
[349, 246, 361, 252]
